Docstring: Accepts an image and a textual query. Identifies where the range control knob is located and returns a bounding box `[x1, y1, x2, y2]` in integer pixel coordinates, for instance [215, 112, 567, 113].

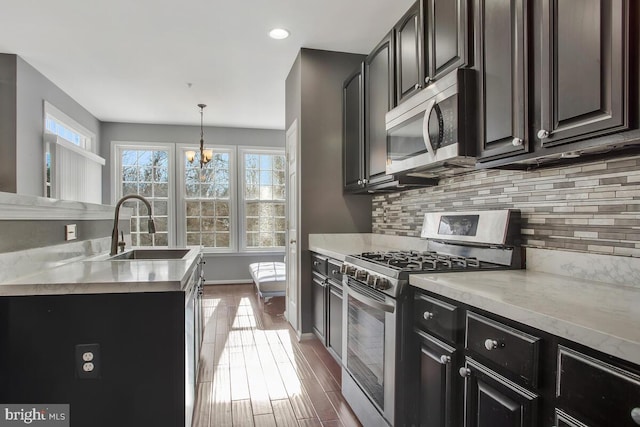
[355, 270, 367, 281]
[366, 274, 378, 287]
[375, 278, 390, 290]
[343, 265, 356, 276]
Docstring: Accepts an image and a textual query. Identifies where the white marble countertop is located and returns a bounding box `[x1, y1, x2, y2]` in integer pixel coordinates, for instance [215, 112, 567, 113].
[0, 247, 202, 296]
[410, 270, 640, 366]
[308, 233, 429, 260]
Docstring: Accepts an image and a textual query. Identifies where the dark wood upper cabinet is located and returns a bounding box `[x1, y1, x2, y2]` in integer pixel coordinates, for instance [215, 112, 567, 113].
[535, 0, 630, 147]
[343, 65, 365, 192]
[365, 32, 395, 187]
[395, 1, 425, 104]
[475, 0, 529, 161]
[424, 0, 470, 82]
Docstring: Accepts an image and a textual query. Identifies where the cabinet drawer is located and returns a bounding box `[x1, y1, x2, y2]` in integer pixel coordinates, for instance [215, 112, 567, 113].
[466, 312, 540, 386]
[414, 292, 459, 344]
[311, 254, 327, 275]
[557, 346, 640, 427]
[327, 259, 343, 283]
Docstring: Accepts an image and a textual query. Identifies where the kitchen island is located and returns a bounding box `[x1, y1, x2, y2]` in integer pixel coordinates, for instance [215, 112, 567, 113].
[0, 246, 203, 427]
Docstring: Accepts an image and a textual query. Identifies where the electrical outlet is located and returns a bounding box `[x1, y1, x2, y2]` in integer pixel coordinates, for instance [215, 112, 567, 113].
[65, 224, 77, 241]
[75, 343, 101, 379]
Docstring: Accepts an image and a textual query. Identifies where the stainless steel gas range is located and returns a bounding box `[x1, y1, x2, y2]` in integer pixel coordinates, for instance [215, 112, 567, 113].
[341, 209, 522, 426]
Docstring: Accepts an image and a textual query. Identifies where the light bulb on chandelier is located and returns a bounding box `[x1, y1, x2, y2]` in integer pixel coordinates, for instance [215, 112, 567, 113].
[186, 103, 211, 168]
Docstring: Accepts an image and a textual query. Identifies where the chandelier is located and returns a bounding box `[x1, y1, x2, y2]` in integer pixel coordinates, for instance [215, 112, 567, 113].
[185, 103, 212, 168]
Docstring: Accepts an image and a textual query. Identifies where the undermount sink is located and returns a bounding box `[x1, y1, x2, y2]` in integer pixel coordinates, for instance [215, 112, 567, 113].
[110, 249, 190, 260]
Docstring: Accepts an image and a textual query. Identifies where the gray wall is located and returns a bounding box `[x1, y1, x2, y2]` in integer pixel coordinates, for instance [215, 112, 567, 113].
[286, 48, 372, 334]
[100, 121, 286, 282]
[15, 56, 101, 196]
[100, 122, 284, 204]
[0, 54, 17, 193]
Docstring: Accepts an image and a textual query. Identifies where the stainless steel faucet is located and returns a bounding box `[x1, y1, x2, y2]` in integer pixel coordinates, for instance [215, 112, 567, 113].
[111, 194, 156, 256]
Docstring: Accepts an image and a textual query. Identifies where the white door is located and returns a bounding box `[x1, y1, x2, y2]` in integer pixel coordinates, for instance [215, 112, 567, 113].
[285, 120, 299, 332]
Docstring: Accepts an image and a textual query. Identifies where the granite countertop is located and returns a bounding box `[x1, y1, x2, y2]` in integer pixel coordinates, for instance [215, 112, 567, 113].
[410, 270, 640, 366]
[0, 247, 202, 296]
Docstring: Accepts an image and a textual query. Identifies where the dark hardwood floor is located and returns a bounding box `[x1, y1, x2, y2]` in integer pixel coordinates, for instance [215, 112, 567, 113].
[192, 284, 362, 427]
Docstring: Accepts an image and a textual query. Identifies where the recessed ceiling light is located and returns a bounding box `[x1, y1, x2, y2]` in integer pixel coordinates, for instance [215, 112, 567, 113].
[269, 28, 290, 40]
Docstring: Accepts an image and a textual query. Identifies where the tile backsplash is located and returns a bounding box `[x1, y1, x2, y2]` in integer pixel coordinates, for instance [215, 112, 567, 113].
[372, 153, 640, 257]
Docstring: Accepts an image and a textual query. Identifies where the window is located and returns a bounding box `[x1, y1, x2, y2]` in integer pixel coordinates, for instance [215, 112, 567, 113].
[179, 146, 235, 251]
[112, 142, 284, 254]
[240, 148, 286, 251]
[44, 102, 101, 202]
[114, 144, 173, 247]
[44, 102, 94, 151]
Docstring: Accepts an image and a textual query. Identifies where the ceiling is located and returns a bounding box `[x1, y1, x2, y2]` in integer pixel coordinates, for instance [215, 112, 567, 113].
[0, 0, 414, 130]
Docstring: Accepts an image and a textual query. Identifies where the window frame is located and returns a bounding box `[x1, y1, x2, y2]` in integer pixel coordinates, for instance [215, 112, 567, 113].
[176, 144, 238, 254]
[238, 146, 286, 253]
[111, 141, 177, 247]
[110, 142, 285, 255]
[44, 101, 96, 152]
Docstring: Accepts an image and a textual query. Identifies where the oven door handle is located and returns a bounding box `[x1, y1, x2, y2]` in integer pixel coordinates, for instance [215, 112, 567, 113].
[349, 288, 395, 313]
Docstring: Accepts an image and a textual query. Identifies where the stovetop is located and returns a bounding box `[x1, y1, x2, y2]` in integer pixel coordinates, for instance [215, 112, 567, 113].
[356, 250, 494, 272]
[342, 210, 523, 298]
[343, 246, 521, 299]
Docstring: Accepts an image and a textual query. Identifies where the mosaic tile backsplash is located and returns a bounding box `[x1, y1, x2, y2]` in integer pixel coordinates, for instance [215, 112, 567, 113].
[372, 154, 640, 257]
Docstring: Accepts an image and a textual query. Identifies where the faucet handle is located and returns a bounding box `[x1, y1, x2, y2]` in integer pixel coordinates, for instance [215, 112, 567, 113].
[118, 231, 126, 253]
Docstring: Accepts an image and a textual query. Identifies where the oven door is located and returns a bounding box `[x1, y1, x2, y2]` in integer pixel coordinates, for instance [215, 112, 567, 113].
[342, 277, 396, 426]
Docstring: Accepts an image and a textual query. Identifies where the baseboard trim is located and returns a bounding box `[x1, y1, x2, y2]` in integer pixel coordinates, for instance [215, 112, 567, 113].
[298, 333, 315, 341]
[204, 279, 254, 285]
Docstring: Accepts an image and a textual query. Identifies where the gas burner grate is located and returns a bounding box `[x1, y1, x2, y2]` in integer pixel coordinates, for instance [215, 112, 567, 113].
[356, 250, 487, 272]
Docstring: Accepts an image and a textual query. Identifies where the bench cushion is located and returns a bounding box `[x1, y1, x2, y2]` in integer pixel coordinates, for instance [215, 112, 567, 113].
[249, 262, 286, 296]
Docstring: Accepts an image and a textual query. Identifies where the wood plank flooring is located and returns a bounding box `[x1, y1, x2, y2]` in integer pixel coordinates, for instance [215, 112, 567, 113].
[192, 284, 362, 427]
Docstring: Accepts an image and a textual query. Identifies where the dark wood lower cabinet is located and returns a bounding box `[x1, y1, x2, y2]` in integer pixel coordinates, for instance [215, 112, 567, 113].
[409, 288, 640, 427]
[462, 358, 538, 427]
[311, 272, 327, 341]
[416, 329, 460, 427]
[556, 346, 640, 427]
[327, 283, 343, 361]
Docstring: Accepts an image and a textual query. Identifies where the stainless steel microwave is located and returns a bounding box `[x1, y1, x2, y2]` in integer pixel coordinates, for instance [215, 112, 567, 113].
[385, 68, 476, 177]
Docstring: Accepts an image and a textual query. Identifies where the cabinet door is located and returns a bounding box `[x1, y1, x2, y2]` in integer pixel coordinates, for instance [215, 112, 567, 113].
[556, 346, 640, 427]
[365, 32, 395, 187]
[417, 330, 460, 427]
[343, 65, 365, 192]
[424, 0, 469, 81]
[328, 284, 343, 361]
[536, 0, 629, 147]
[395, 1, 426, 104]
[462, 358, 538, 427]
[475, 0, 529, 160]
[312, 273, 327, 343]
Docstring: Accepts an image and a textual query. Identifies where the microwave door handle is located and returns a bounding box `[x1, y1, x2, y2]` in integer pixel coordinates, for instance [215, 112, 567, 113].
[422, 99, 437, 158]
[348, 288, 395, 313]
